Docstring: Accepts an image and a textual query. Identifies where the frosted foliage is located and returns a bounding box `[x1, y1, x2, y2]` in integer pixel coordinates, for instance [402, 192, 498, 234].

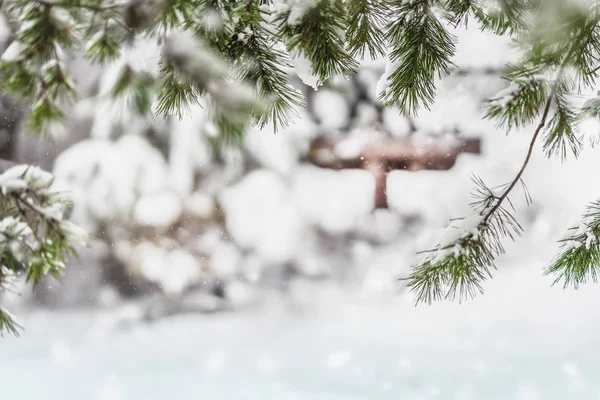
[133, 242, 200, 295]
[313, 90, 350, 130]
[169, 104, 208, 195]
[1, 40, 25, 63]
[291, 51, 322, 90]
[224, 280, 254, 307]
[134, 192, 182, 228]
[376, 58, 400, 99]
[293, 166, 374, 234]
[245, 125, 300, 174]
[89, 38, 163, 138]
[163, 30, 229, 85]
[210, 242, 242, 277]
[53, 135, 177, 224]
[220, 170, 307, 263]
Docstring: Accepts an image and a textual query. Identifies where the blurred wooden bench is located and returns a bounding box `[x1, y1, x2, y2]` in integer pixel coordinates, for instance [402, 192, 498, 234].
[304, 136, 481, 209]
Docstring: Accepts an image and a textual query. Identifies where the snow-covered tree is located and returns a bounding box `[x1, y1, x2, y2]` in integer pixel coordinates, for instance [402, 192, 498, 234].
[4, 0, 600, 333]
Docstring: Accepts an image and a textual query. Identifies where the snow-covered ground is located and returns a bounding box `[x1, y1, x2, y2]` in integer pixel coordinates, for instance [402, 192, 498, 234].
[4, 272, 600, 400]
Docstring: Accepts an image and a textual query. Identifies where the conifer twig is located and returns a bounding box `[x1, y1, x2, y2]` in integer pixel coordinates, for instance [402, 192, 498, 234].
[480, 44, 579, 227]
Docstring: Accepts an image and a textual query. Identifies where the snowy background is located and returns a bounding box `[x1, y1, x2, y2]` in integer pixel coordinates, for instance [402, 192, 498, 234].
[2, 17, 600, 400]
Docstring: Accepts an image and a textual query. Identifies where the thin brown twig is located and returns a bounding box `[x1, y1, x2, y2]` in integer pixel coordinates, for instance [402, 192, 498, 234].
[480, 43, 580, 227]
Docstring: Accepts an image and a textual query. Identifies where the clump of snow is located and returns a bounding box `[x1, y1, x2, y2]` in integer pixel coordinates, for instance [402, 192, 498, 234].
[225, 280, 255, 308]
[293, 166, 374, 234]
[134, 191, 182, 228]
[133, 242, 201, 295]
[428, 210, 485, 264]
[49, 6, 76, 30]
[201, 8, 223, 32]
[270, 0, 319, 26]
[0, 216, 33, 241]
[237, 26, 254, 43]
[286, 0, 319, 25]
[333, 134, 369, 159]
[312, 89, 350, 131]
[1, 40, 26, 63]
[376, 58, 400, 99]
[220, 170, 307, 263]
[210, 241, 242, 277]
[53, 135, 174, 225]
[291, 51, 321, 90]
[0, 164, 55, 194]
[163, 30, 228, 87]
[245, 124, 300, 175]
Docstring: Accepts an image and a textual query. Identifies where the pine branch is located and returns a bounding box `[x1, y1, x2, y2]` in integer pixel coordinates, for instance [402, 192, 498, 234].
[345, 0, 388, 59]
[546, 200, 600, 289]
[406, 36, 582, 304]
[274, 0, 358, 84]
[0, 307, 21, 337]
[380, 0, 456, 115]
[0, 164, 87, 335]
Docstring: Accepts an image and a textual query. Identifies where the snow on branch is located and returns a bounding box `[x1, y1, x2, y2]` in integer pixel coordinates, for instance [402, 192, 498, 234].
[0, 163, 87, 336]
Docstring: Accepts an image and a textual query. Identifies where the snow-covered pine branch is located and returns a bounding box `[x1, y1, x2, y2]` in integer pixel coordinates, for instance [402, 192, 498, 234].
[407, 1, 600, 303]
[0, 163, 86, 335]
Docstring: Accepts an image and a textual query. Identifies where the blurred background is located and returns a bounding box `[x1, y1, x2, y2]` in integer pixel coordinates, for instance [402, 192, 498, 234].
[3, 16, 600, 400]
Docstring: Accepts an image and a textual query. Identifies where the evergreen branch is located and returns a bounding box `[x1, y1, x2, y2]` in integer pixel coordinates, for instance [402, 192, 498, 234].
[0, 164, 86, 335]
[444, 0, 473, 26]
[227, 1, 304, 131]
[480, 48, 577, 228]
[406, 38, 581, 304]
[0, 307, 21, 337]
[472, 0, 531, 35]
[275, 0, 358, 83]
[545, 200, 600, 289]
[153, 61, 201, 119]
[345, 0, 388, 59]
[542, 91, 582, 160]
[380, 0, 456, 114]
[485, 64, 553, 130]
